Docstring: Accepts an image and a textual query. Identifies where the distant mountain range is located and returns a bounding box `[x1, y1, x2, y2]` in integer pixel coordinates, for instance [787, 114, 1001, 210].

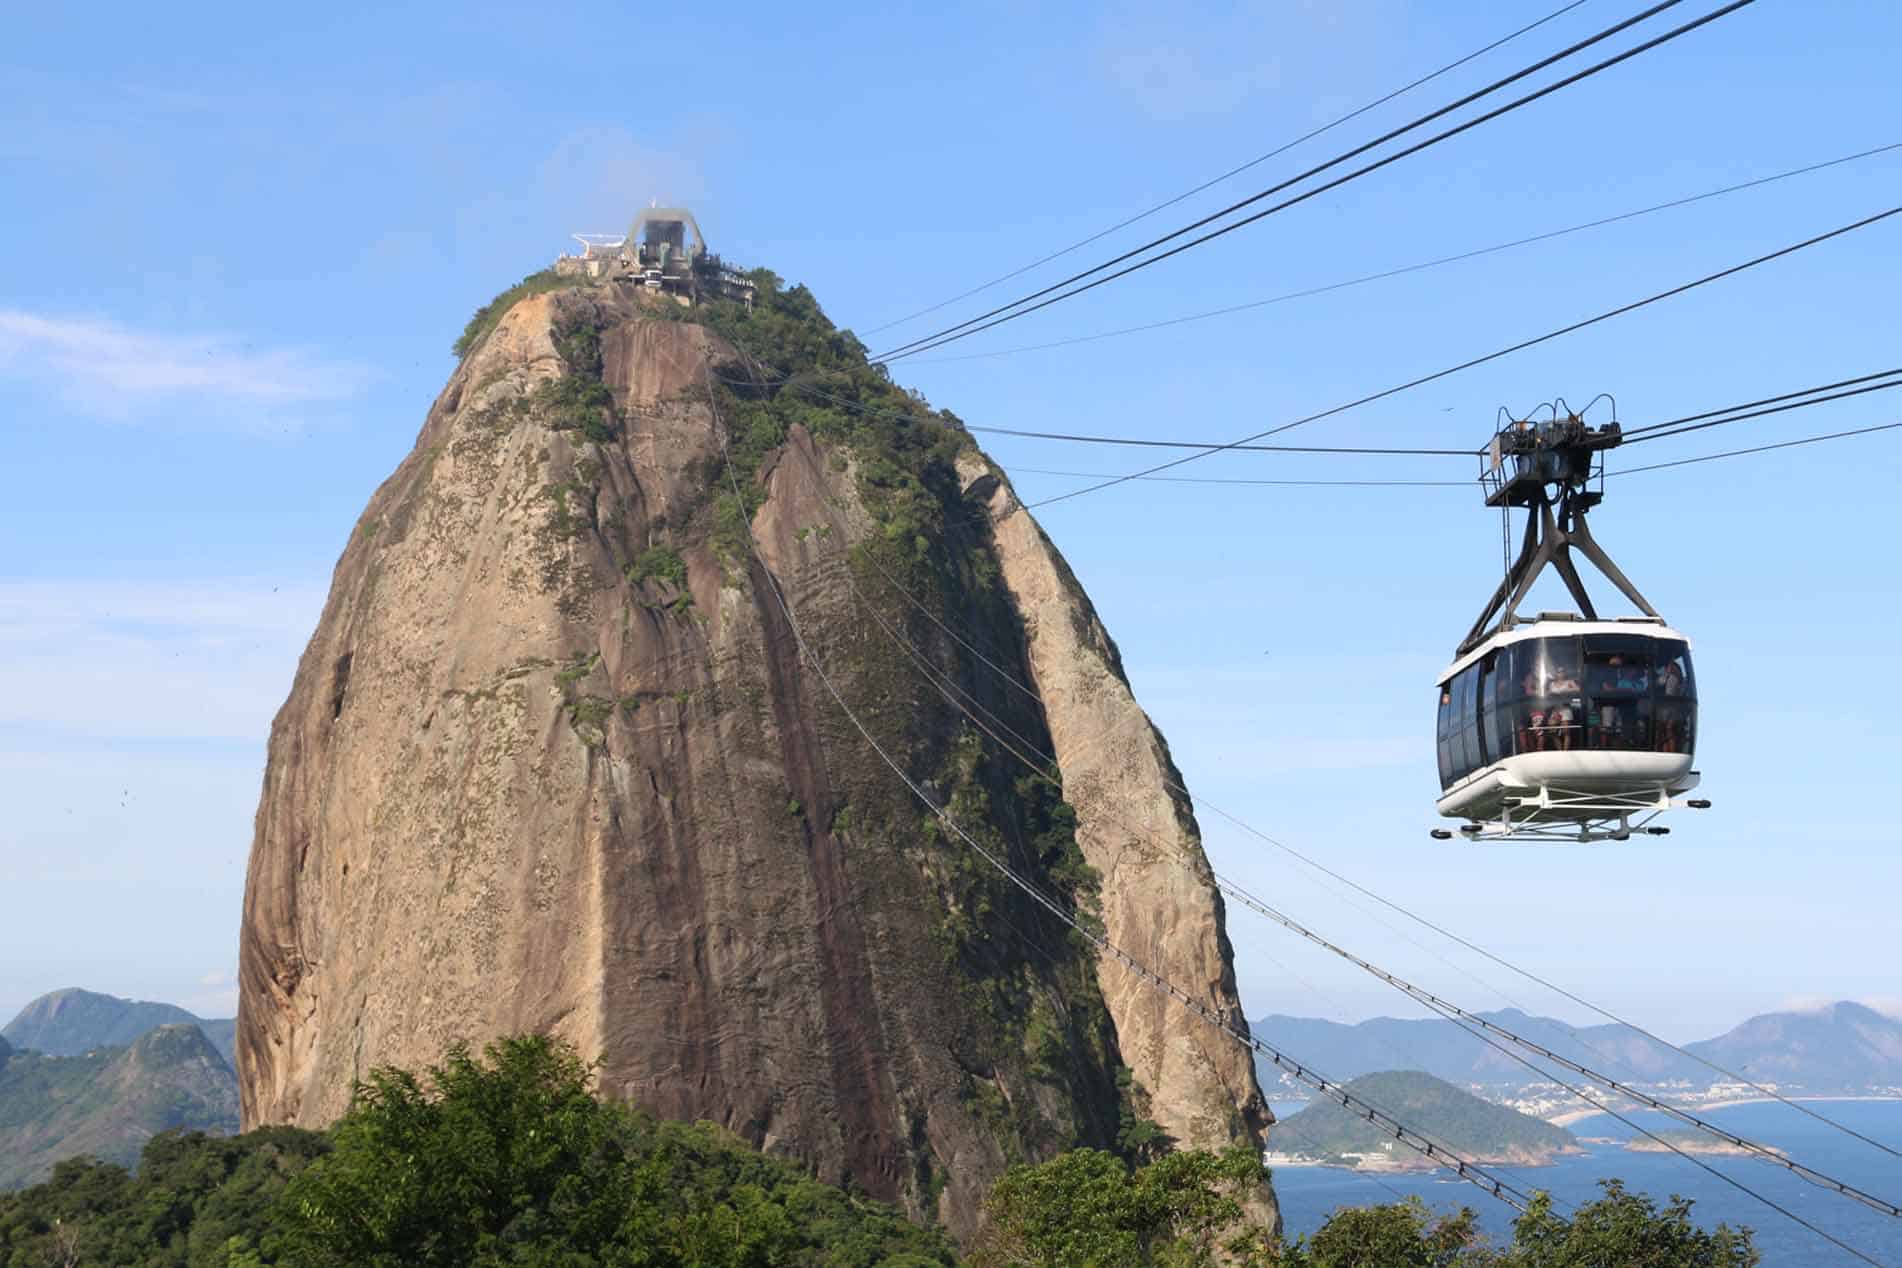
[0, 1023, 238, 1189]
[1251, 1001, 1902, 1098]
[0, 988, 241, 1188]
[1276, 1071, 1577, 1168]
[2, 987, 235, 1066]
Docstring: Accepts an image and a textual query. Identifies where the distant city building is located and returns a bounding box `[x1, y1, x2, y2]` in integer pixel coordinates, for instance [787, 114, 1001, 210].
[555, 204, 756, 308]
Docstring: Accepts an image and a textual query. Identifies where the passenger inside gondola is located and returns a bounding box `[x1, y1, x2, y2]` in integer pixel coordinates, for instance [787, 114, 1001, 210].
[1439, 632, 1697, 790]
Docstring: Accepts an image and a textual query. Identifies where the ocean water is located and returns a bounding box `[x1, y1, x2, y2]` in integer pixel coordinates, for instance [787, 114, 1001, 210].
[1267, 1099, 1902, 1266]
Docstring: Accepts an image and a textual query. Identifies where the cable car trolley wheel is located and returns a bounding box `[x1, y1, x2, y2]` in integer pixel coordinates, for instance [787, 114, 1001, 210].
[1431, 407, 1708, 844]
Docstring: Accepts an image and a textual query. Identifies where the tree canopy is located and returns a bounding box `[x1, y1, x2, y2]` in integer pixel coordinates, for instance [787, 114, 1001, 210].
[0, 1033, 1763, 1268]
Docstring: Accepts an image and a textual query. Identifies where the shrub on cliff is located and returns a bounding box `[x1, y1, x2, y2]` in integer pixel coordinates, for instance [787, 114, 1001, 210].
[454, 269, 588, 359]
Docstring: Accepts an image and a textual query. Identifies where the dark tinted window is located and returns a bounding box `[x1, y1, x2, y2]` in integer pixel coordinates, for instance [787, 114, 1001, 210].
[1480, 655, 1502, 765]
[1436, 684, 1453, 784]
[1492, 633, 1695, 758]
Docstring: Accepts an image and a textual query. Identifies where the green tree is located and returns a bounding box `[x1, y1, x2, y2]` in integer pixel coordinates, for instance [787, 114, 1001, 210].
[272, 1036, 642, 1266]
[269, 1034, 956, 1268]
[1506, 1181, 1758, 1268]
[973, 1144, 1275, 1268]
[1291, 1198, 1489, 1268]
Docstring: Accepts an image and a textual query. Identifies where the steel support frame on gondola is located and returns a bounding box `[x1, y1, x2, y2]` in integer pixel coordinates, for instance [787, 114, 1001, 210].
[1459, 486, 1661, 657]
[1458, 781, 1692, 844]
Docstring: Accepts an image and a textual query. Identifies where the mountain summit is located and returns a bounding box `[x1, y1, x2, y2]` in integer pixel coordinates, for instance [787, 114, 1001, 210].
[3, 988, 236, 1066]
[4, 987, 199, 1056]
[237, 265, 1270, 1234]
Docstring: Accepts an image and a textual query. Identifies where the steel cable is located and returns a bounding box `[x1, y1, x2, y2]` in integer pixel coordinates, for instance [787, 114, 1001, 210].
[860, 0, 1594, 337]
[878, 0, 1754, 361]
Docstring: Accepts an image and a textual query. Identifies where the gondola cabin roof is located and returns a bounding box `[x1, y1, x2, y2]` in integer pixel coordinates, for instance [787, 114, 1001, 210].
[1435, 613, 1692, 687]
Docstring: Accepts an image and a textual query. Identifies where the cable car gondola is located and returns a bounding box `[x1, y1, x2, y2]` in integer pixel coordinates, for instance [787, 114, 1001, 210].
[1431, 408, 1710, 844]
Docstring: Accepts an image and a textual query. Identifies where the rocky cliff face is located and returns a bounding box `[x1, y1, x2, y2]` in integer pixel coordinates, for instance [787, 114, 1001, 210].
[238, 274, 1272, 1235]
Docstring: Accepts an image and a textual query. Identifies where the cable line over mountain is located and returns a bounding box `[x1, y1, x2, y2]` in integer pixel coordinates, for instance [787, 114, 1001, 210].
[860, 0, 1595, 337]
[875, 0, 1756, 363]
[897, 142, 1902, 364]
[684, 349, 1546, 1218]
[757, 428, 1896, 1265]
[1015, 469, 1469, 487]
[697, 233, 1902, 1163]
[712, 339, 1899, 1258]
[1393, 995, 1896, 1267]
[1008, 375, 1902, 487]
[1210, 877, 1902, 1220]
[733, 358, 1902, 479]
[1025, 204, 1902, 508]
[729, 341, 1902, 1161]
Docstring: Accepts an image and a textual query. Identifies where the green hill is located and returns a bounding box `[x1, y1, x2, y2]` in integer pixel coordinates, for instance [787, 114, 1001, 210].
[0, 1023, 239, 1189]
[1275, 1071, 1577, 1169]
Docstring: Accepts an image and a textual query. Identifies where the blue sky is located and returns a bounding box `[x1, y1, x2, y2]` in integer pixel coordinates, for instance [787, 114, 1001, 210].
[2, 1, 1897, 1042]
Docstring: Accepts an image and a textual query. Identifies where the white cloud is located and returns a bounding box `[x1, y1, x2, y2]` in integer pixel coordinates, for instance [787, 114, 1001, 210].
[182, 984, 240, 1019]
[0, 578, 325, 742]
[1778, 994, 1902, 1019]
[0, 309, 372, 423]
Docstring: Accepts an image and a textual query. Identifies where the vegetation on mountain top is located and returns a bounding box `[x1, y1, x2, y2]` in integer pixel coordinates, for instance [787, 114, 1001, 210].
[453, 268, 590, 359]
[673, 270, 970, 569]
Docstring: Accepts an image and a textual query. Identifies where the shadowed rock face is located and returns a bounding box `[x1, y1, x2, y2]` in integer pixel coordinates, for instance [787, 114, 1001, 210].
[238, 279, 1272, 1236]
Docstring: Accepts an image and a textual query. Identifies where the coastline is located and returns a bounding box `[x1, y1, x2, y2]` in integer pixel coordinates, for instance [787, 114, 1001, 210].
[1263, 1147, 1577, 1174]
[1548, 1094, 1902, 1128]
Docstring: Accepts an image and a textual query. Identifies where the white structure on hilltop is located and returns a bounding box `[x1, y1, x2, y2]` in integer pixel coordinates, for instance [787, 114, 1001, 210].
[555, 206, 755, 308]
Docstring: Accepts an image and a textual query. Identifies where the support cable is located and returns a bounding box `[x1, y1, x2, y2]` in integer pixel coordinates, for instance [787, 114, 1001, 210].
[691, 355, 1541, 1217]
[1614, 419, 1902, 475]
[877, 0, 1754, 362]
[1621, 375, 1902, 444]
[723, 363, 1902, 471]
[1013, 468, 1467, 488]
[899, 143, 1901, 365]
[1623, 366, 1902, 437]
[860, 0, 1593, 337]
[1026, 205, 1902, 509]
